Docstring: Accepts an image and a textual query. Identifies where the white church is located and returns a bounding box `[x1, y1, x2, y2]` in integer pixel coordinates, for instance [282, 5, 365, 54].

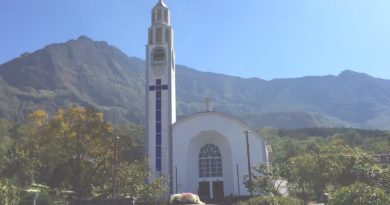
[145, 0, 269, 201]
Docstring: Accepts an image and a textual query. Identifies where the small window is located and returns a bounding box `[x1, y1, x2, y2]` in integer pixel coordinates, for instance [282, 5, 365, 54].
[165, 28, 171, 43]
[156, 27, 162, 43]
[164, 9, 168, 23]
[153, 48, 166, 67]
[153, 48, 165, 62]
[149, 30, 153, 44]
[157, 9, 162, 21]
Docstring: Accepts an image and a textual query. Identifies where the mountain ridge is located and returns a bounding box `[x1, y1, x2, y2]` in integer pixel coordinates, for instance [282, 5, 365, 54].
[1, 36, 390, 129]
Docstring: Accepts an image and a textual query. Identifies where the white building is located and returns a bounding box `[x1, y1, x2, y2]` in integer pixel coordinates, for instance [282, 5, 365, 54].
[145, 0, 269, 201]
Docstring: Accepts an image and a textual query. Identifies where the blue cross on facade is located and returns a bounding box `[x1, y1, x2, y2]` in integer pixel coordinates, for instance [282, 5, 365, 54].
[149, 79, 169, 171]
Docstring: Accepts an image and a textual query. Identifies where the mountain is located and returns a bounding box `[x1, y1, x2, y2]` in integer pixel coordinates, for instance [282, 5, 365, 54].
[0, 36, 145, 123]
[1, 36, 390, 129]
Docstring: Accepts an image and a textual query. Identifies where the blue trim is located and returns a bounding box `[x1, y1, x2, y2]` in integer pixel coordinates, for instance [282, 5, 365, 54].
[156, 146, 162, 158]
[156, 158, 161, 171]
[149, 78, 169, 172]
[156, 134, 161, 144]
[156, 111, 161, 121]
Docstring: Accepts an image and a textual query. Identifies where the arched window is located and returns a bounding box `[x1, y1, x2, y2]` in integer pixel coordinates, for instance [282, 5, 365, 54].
[152, 48, 166, 67]
[199, 144, 223, 178]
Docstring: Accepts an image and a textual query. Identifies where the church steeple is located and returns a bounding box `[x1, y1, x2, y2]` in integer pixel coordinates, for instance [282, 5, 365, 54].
[146, 0, 176, 194]
[152, 0, 170, 26]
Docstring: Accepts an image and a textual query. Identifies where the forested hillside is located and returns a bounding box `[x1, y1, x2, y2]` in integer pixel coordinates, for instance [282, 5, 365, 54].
[1, 36, 390, 129]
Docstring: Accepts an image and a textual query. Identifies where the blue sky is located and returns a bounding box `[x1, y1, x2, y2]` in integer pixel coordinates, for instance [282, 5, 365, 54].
[1, 0, 390, 80]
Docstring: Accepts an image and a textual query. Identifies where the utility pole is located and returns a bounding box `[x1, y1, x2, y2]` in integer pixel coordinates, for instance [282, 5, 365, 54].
[244, 130, 253, 196]
[236, 164, 240, 196]
[175, 166, 178, 193]
[113, 136, 120, 198]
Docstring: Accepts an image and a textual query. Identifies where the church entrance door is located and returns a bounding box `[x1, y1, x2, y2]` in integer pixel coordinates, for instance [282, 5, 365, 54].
[212, 181, 224, 201]
[198, 182, 210, 201]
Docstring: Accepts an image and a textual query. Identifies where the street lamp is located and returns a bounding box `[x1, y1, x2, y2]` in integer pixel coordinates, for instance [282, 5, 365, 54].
[102, 170, 106, 200]
[113, 136, 120, 198]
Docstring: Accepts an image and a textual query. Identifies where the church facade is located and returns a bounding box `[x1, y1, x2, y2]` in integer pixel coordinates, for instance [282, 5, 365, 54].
[145, 0, 269, 200]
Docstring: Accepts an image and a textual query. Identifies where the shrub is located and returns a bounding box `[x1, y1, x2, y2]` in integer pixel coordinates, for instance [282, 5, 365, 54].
[330, 182, 390, 205]
[235, 195, 302, 205]
[18, 191, 54, 205]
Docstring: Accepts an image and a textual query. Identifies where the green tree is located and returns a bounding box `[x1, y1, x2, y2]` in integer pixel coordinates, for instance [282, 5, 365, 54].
[115, 160, 167, 203]
[330, 182, 390, 205]
[284, 154, 317, 205]
[28, 106, 113, 198]
[0, 178, 20, 205]
[279, 143, 390, 204]
[244, 163, 287, 196]
[1, 132, 40, 187]
[112, 124, 145, 162]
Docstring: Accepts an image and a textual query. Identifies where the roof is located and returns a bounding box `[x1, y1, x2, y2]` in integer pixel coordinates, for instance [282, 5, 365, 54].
[173, 111, 258, 134]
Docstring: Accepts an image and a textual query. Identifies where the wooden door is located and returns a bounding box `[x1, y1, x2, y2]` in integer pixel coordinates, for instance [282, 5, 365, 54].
[198, 181, 210, 201]
[212, 181, 224, 201]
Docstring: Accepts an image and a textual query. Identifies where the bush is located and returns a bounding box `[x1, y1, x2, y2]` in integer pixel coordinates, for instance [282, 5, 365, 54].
[330, 182, 390, 205]
[235, 195, 302, 205]
[19, 191, 54, 205]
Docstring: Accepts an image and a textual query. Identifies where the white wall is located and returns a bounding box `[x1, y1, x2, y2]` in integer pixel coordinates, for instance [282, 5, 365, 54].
[172, 112, 268, 197]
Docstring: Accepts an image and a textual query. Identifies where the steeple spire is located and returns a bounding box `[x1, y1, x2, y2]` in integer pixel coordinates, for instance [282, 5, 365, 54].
[155, 0, 167, 8]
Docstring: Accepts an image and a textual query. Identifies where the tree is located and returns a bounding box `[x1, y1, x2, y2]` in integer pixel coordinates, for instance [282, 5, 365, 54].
[277, 143, 390, 204]
[112, 124, 145, 162]
[244, 163, 287, 196]
[28, 106, 113, 198]
[115, 160, 167, 203]
[0, 118, 43, 188]
[330, 182, 390, 205]
[0, 178, 20, 205]
[284, 154, 317, 205]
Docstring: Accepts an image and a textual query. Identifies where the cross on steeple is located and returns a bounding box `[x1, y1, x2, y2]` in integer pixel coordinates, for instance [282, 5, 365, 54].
[149, 79, 169, 172]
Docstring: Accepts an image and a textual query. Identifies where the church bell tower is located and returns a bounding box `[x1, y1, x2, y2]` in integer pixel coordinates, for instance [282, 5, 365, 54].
[146, 0, 176, 187]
